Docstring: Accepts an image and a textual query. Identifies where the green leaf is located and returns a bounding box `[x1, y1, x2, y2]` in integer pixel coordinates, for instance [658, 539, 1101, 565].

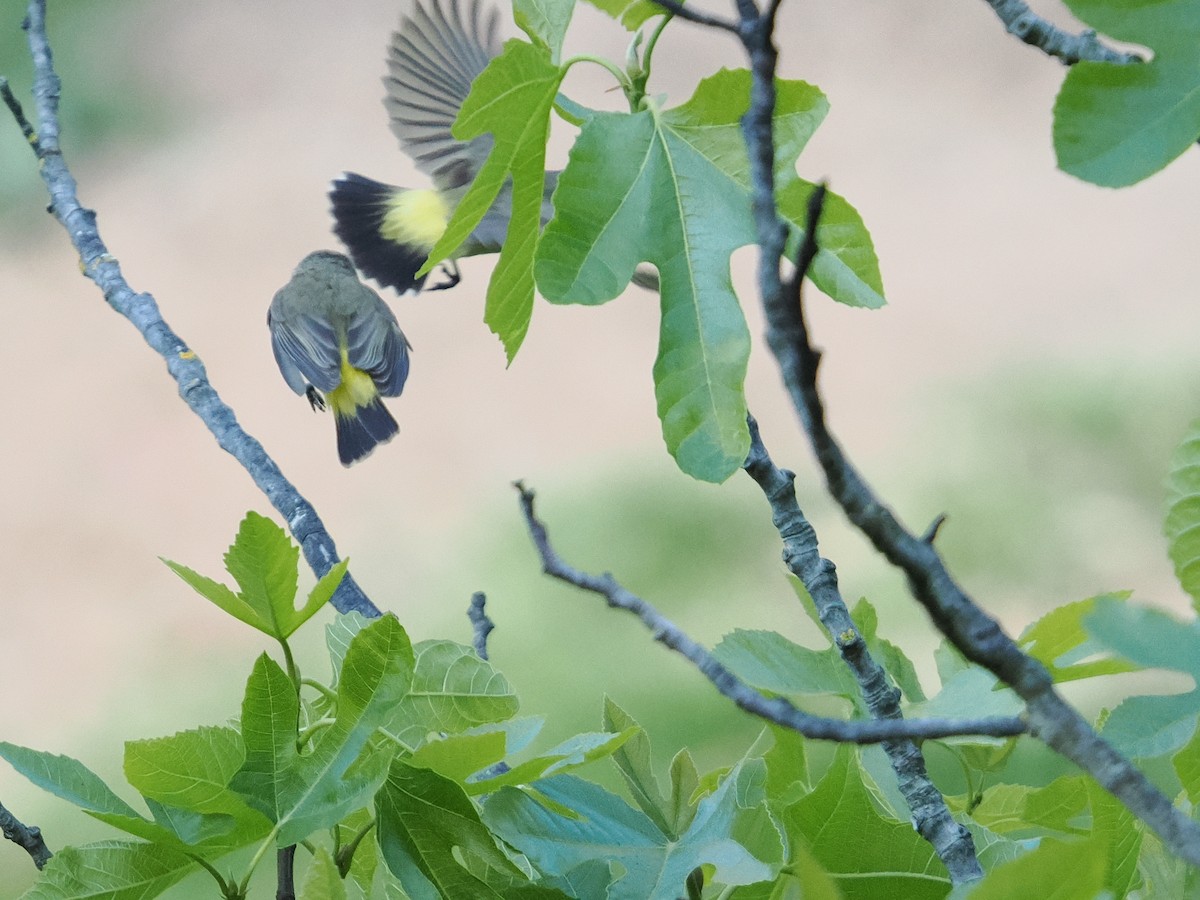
[376, 761, 524, 899]
[327, 610, 372, 682]
[1019, 592, 1141, 682]
[667, 747, 701, 836]
[728, 838, 844, 900]
[162, 559, 258, 630]
[1136, 828, 1197, 898]
[962, 777, 1089, 837]
[164, 511, 337, 639]
[466, 730, 636, 795]
[423, 40, 565, 361]
[778, 179, 886, 310]
[1083, 597, 1200, 757]
[1054, 0, 1200, 186]
[1085, 780, 1143, 898]
[1166, 419, 1200, 613]
[232, 615, 414, 846]
[300, 846, 348, 900]
[0, 742, 139, 818]
[21, 841, 196, 900]
[123, 725, 271, 850]
[584, 0, 665, 30]
[761, 725, 808, 807]
[1173, 724, 1200, 803]
[713, 629, 861, 707]
[851, 598, 924, 701]
[537, 70, 841, 482]
[229, 653, 301, 821]
[958, 836, 1108, 898]
[513, 0, 575, 61]
[124, 725, 245, 814]
[483, 761, 782, 899]
[300, 559, 350, 633]
[384, 640, 519, 749]
[905, 666, 1022, 727]
[603, 698, 674, 835]
[339, 807, 379, 896]
[786, 746, 949, 899]
[407, 730, 509, 783]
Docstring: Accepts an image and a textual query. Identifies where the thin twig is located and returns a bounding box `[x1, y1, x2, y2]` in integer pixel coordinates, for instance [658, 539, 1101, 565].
[649, 0, 740, 33]
[0, 800, 52, 870]
[0, 77, 39, 153]
[742, 415, 985, 882]
[515, 481, 1025, 745]
[980, 0, 1140, 65]
[730, 0, 1200, 867]
[8, 0, 379, 617]
[468, 591, 494, 660]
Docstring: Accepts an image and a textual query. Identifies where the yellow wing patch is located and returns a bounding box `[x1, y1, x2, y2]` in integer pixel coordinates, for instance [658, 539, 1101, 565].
[380, 189, 450, 250]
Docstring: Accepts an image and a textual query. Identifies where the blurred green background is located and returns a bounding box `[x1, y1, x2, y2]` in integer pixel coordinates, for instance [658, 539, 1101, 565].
[3, 0, 1199, 895]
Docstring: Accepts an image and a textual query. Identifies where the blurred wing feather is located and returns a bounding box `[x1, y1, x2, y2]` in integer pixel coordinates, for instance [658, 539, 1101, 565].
[384, 0, 501, 190]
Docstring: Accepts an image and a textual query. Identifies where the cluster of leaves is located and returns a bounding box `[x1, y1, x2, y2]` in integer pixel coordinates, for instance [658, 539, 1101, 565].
[7, 489, 1200, 898]
[421, 0, 885, 485]
[415, 0, 1200, 485]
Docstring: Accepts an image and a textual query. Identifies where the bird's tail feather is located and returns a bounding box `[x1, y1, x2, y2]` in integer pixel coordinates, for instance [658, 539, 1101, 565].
[331, 172, 429, 294]
[335, 396, 400, 467]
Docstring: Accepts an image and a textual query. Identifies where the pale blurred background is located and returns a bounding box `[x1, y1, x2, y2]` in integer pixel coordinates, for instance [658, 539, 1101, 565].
[2, 0, 1198, 894]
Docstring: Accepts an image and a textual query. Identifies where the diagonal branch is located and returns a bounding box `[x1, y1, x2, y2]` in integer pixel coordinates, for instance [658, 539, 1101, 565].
[515, 480, 1026, 745]
[1, 800, 52, 870]
[728, 0, 1200, 869]
[650, 0, 740, 34]
[980, 0, 1140, 65]
[6, 0, 379, 617]
[743, 414, 985, 883]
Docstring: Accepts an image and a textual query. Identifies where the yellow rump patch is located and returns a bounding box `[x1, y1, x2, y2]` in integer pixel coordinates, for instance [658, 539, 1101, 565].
[380, 189, 450, 249]
[328, 352, 379, 419]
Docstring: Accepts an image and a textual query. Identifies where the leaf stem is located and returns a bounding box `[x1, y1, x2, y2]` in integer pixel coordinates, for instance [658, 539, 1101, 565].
[637, 13, 673, 89]
[189, 853, 239, 899]
[561, 54, 634, 107]
[239, 827, 282, 897]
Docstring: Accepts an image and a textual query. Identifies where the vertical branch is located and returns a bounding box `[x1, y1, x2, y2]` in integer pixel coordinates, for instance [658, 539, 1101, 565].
[743, 415, 985, 882]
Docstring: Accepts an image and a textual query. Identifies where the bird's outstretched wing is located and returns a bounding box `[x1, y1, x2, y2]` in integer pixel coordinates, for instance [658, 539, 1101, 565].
[384, 0, 501, 192]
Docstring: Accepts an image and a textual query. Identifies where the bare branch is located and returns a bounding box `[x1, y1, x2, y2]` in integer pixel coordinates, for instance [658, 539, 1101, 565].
[6, 0, 379, 617]
[0, 77, 39, 154]
[742, 415, 985, 882]
[1, 800, 52, 870]
[468, 591, 495, 660]
[649, 0, 740, 33]
[981, 0, 1141, 65]
[733, 0, 1200, 867]
[515, 480, 1026, 745]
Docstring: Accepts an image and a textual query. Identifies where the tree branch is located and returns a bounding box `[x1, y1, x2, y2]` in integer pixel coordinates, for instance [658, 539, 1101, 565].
[515, 481, 1025, 745]
[469, 591, 495, 660]
[980, 0, 1141, 65]
[650, 0, 740, 34]
[0, 800, 52, 870]
[6, 0, 379, 617]
[729, 0, 1200, 868]
[742, 415, 985, 883]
